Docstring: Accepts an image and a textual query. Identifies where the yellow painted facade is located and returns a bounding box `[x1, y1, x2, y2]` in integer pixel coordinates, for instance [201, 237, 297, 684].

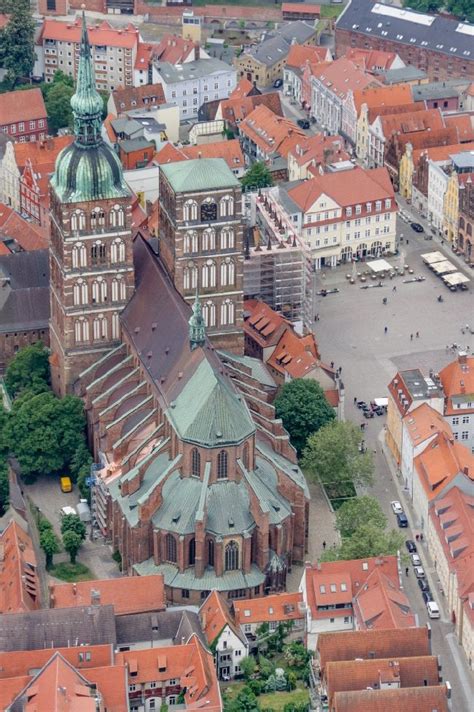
[355, 103, 370, 163]
[385, 392, 403, 465]
[443, 172, 459, 243]
[398, 143, 415, 200]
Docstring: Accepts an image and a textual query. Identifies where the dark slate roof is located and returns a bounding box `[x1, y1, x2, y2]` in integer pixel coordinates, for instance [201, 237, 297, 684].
[0, 605, 116, 651]
[337, 1, 474, 61]
[115, 609, 205, 647]
[380, 66, 427, 84]
[412, 80, 465, 102]
[245, 21, 316, 67]
[0, 250, 50, 332]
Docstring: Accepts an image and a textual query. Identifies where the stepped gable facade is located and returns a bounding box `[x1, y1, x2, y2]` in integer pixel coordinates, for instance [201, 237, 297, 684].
[53, 13, 309, 605]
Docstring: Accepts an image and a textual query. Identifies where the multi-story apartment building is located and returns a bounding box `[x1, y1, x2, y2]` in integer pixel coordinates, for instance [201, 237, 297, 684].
[458, 171, 474, 262]
[428, 150, 474, 233]
[0, 89, 47, 143]
[38, 18, 139, 91]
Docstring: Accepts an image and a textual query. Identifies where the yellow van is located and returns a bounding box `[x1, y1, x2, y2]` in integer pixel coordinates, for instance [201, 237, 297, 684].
[60, 476, 72, 493]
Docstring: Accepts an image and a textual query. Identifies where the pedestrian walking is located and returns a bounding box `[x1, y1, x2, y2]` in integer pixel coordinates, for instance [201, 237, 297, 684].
[384, 326, 388, 334]
[330, 361, 334, 368]
[392, 286, 397, 292]
[354, 396, 357, 404]
[416, 331, 420, 338]
[322, 541, 326, 550]
[420, 533, 423, 542]
[405, 567, 409, 576]
[410, 334, 413, 341]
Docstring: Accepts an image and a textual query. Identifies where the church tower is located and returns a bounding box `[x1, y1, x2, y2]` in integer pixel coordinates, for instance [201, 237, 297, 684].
[49, 12, 135, 396]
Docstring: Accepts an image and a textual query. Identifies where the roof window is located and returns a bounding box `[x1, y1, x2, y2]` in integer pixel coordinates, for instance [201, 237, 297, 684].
[244, 609, 251, 617]
[319, 585, 326, 594]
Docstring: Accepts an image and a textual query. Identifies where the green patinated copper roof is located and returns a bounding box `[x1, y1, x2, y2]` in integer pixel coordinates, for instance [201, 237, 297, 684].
[51, 11, 130, 204]
[166, 358, 255, 447]
[161, 157, 240, 193]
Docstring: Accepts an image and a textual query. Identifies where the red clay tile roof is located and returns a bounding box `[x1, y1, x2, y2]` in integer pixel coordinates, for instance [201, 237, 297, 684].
[199, 590, 236, 645]
[234, 592, 304, 625]
[414, 431, 474, 501]
[352, 83, 412, 114]
[345, 47, 400, 73]
[282, 3, 321, 15]
[0, 88, 46, 127]
[0, 204, 48, 250]
[378, 107, 444, 139]
[403, 403, 452, 445]
[239, 104, 306, 158]
[0, 645, 113, 680]
[155, 139, 244, 172]
[267, 330, 321, 379]
[445, 114, 474, 143]
[154, 33, 197, 64]
[49, 574, 165, 615]
[439, 354, 474, 414]
[286, 44, 330, 70]
[244, 298, 290, 348]
[0, 520, 39, 614]
[412, 140, 474, 167]
[12, 135, 73, 171]
[312, 56, 381, 101]
[134, 42, 155, 71]
[288, 133, 348, 168]
[353, 568, 416, 630]
[83, 664, 129, 712]
[111, 83, 166, 113]
[219, 92, 283, 125]
[366, 101, 425, 124]
[332, 685, 449, 712]
[40, 18, 138, 49]
[229, 77, 255, 99]
[0, 676, 31, 711]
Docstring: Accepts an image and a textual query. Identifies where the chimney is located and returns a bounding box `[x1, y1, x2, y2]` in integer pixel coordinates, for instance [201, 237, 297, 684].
[463, 466, 469, 476]
[458, 352, 467, 365]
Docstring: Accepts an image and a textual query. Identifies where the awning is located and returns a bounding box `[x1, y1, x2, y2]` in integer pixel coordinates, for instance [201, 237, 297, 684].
[421, 251, 445, 265]
[431, 260, 457, 275]
[442, 271, 470, 286]
[367, 258, 392, 273]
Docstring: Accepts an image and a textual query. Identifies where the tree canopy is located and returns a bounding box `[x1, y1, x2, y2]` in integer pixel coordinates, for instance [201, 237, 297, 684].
[335, 495, 387, 538]
[403, 0, 473, 20]
[321, 523, 404, 562]
[0, 460, 9, 516]
[224, 687, 261, 712]
[302, 420, 374, 494]
[275, 379, 335, 456]
[62, 529, 82, 565]
[241, 161, 274, 191]
[402, 0, 442, 12]
[60, 514, 86, 541]
[4, 342, 50, 398]
[43, 72, 75, 134]
[39, 527, 60, 569]
[0, 0, 35, 89]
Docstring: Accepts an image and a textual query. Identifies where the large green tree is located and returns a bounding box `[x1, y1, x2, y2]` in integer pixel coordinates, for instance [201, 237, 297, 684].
[335, 495, 387, 539]
[5, 391, 86, 479]
[302, 420, 373, 495]
[39, 527, 60, 569]
[321, 523, 404, 562]
[241, 161, 274, 191]
[0, 0, 35, 88]
[5, 342, 50, 398]
[44, 71, 75, 134]
[224, 687, 261, 712]
[62, 529, 82, 565]
[446, 0, 474, 21]
[60, 513, 86, 541]
[275, 379, 335, 456]
[402, 0, 442, 12]
[0, 460, 9, 516]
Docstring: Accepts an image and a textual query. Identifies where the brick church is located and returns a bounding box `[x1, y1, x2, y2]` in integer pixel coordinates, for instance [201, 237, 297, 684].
[49, 13, 309, 604]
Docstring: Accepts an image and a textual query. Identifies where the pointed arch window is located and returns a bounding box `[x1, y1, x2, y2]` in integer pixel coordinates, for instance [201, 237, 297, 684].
[202, 228, 216, 252]
[201, 260, 216, 289]
[111, 238, 125, 263]
[110, 205, 125, 228]
[72, 242, 87, 268]
[73, 279, 88, 306]
[208, 538, 215, 567]
[183, 262, 198, 291]
[188, 538, 196, 566]
[166, 533, 177, 563]
[217, 450, 228, 480]
[220, 258, 235, 287]
[91, 241, 106, 265]
[111, 276, 126, 302]
[74, 317, 89, 344]
[225, 540, 239, 571]
[93, 315, 108, 341]
[91, 208, 105, 230]
[220, 228, 235, 250]
[202, 301, 216, 328]
[183, 200, 198, 222]
[71, 209, 86, 232]
[92, 278, 107, 303]
[220, 299, 235, 326]
[191, 448, 201, 477]
[112, 312, 120, 339]
[220, 195, 234, 218]
[184, 231, 198, 254]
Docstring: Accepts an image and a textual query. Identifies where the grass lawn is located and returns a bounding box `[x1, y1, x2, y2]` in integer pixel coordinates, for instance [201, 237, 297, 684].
[49, 562, 94, 582]
[259, 687, 309, 711]
[320, 5, 344, 19]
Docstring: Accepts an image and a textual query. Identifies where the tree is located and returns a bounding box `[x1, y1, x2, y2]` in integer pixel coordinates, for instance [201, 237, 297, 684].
[335, 496, 387, 539]
[302, 420, 374, 495]
[44, 72, 75, 134]
[60, 514, 86, 541]
[0, 0, 35, 88]
[240, 655, 257, 680]
[275, 379, 335, 456]
[0, 460, 9, 516]
[225, 687, 261, 712]
[402, 0, 442, 12]
[40, 527, 60, 569]
[5, 391, 86, 480]
[241, 161, 274, 191]
[5, 342, 50, 398]
[446, 0, 474, 21]
[62, 529, 82, 564]
[321, 524, 404, 562]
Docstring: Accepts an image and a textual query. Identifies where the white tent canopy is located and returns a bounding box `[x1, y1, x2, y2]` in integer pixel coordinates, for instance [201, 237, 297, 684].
[431, 260, 457, 275]
[367, 258, 392, 272]
[421, 251, 445, 265]
[442, 271, 470, 286]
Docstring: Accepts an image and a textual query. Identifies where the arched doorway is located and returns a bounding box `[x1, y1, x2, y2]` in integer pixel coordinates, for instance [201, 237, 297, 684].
[369, 241, 383, 257]
[356, 243, 368, 259]
[341, 246, 353, 263]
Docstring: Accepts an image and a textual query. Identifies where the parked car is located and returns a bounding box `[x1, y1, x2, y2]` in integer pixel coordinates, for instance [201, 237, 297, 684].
[373, 406, 385, 415]
[356, 400, 368, 409]
[391, 501, 403, 514]
[426, 601, 440, 619]
[364, 409, 375, 418]
[414, 565, 425, 578]
[417, 578, 430, 593]
[411, 222, 424, 233]
[273, 78, 283, 88]
[297, 119, 310, 129]
[397, 512, 409, 528]
[422, 590, 432, 604]
[405, 539, 417, 553]
[60, 476, 72, 493]
[411, 553, 421, 566]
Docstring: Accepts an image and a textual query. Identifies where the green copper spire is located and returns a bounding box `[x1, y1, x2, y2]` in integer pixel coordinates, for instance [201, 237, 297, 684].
[70, 11, 104, 147]
[189, 289, 206, 350]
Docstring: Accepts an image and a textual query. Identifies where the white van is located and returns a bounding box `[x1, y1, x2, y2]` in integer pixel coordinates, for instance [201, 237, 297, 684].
[426, 601, 440, 619]
[60, 505, 77, 518]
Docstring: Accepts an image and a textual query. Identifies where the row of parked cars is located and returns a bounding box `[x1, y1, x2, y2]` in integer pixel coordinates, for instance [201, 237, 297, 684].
[405, 539, 440, 619]
[356, 399, 388, 419]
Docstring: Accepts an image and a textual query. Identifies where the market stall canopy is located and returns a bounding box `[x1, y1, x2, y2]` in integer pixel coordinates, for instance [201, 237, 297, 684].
[368, 258, 392, 272]
[421, 251, 445, 265]
[431, 260, 457, 275]
[442, 271, 470, 286]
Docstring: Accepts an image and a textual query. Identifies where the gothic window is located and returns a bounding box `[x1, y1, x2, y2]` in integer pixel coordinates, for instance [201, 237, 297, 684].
[191, 448, 201, 477]
[183, 200, 198, 222]
[72, 242, 87, 268]
[201, 260, 216, 289]
[91, 208, 105, 229]
[201, 228, 216, 252]
[74, 317, 89, 343]
[220, 195, 234, 218]
[92, 278, 107, 303]
[184, 231, 198, 254]
[243, 443, 250, 471]
[225, 540, 239, 571]
[217, 450, 228, 480]
[183, 262, 198, 291]
[220, 299, 235, 326]
[220, 228, 235, 250]
[188, 538, 196, 566]
[110, 205, 125, 228]
[166, 533, 177, 563]
[93, 315, 108, 341]
[111, 276, 126, 302]
[112, 312, 120, 339]
[202, 301, 216, 328]
[220, 258, 235, 287]
[91, 241, 106, 265]
[201, 198, 217, 222]
[71, 209, 86, 232]
[73, 279, 88, 306]
[111, 238, 125, 263]
[208, 538, 214, 567]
